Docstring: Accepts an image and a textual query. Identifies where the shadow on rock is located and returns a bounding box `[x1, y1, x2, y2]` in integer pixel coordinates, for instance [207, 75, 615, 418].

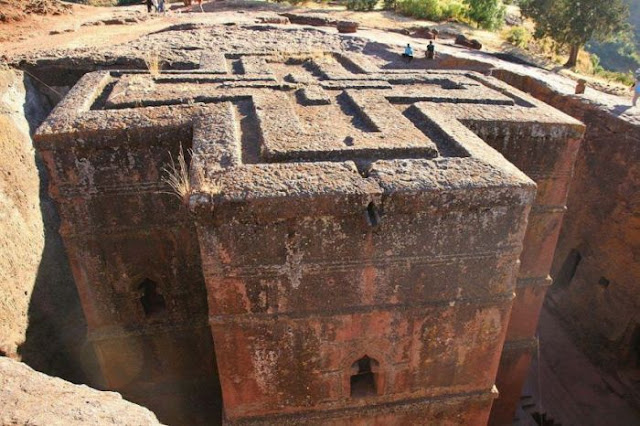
[17, 74, 102, 388]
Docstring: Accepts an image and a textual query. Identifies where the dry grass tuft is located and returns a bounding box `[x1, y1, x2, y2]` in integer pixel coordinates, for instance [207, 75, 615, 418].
[161, 144, 192, 205]
[144, 52, 162, 77]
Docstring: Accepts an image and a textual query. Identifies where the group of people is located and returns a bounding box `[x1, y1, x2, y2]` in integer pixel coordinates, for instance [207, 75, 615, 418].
[400, 43, 640, 108]
[401, 41, 436, 62]
[146, 0, 165, 13]
[147, 0, 204, 14]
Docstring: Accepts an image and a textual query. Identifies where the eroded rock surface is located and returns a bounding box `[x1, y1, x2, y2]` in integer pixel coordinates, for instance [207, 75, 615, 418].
[6, 20, 635, 425]
[34, 44, 582, 424]
[498, 69, 640, 394]
[0, 68, 93, 387]
[0, 69, 43, 358]
[0, 357, 162, 426]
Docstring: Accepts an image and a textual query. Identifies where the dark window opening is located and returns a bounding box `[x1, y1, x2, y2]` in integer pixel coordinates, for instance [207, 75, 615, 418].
[139, 279, 167, 317]
[598, 277, 610, 288]
[554, 249, 582, 288]
[366, 202, 381, 227]
[531, 411, 560, 426]
[350, 355, 378, 398]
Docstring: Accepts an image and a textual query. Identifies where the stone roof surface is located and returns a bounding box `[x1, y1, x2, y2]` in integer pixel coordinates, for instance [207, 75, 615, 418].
[35, 51, 584, 218]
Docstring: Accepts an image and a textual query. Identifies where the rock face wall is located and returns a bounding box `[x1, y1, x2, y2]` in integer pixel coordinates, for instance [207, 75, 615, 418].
[494, 71, 640, 374]
[551, 102, 640, 373]
[0, 69, 44, 358]
[467, 111, 584, 426]
[0, 69, 92, 387]
[0, 357, 162, 426]
[34, 74, 221, 424]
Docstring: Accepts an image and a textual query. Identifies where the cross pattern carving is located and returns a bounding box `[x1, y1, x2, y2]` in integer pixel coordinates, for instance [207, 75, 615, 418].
[37, 51, 578, 208]
[101, 52, 525, 165]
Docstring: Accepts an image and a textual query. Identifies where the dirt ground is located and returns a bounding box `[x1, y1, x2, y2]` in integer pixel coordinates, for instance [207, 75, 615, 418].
[0, 0, 628, 95]
[523, 304, 640, 425]
[0, 1, 534, 57]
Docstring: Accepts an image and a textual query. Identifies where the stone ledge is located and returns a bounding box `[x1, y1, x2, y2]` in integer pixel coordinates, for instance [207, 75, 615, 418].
[0, 358, 163, 426]
[225, 386, 498, 425]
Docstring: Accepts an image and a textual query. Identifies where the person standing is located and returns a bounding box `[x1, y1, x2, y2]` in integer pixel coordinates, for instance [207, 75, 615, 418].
[426, 41, 436, 59]
[146, 0, 154, 13]
[157, 0, 165, 13]
[632, 82, 640, 107]
[402, 44, 414, 62]
[633, 68, 640, 106]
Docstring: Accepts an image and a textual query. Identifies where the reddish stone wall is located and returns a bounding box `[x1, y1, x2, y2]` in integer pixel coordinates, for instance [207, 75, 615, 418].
[187, 53, 578, 424]
[34, 52, 582, 425]
[549, 105, 640, 366]
[489, 69, 640, 423]
[34, 83, 221, 424]
[465, 110, 584, 425]
[195, 181, 530, 422]
[226, 389, 497, 425]
[493, 69, 640, 385]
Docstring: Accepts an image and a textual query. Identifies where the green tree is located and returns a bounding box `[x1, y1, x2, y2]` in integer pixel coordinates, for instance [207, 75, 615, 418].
[464, 0, 506, 30]
[521, 0, 630, 68]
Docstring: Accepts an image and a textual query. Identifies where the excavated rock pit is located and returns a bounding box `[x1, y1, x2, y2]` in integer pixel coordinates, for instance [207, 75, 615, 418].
[2, 21, 639, 425]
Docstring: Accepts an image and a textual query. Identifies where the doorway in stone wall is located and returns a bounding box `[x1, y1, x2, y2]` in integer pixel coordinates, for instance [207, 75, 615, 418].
[350, 355, 379, 398]
[138, 278, 167, 318]
[554, 249, 582, 288]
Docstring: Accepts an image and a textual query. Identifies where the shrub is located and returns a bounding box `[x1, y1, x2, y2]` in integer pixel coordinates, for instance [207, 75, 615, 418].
[396, 0, 443, 20]
[383, 0, 396, 10]
[347, 0, 378, 10]
[586, 39, 640, 74]
[396, 0, 465, 21]
[463, 0, 505, 30]
[506, 26, 531, 47]
[590, 53, 601, 71]
[441, 1, 463, 20]
[595, 69, 635, 86]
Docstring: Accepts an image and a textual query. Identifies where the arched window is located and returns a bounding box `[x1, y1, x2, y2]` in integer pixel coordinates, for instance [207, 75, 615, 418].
[138, 278, 166, 317]
[350, 355, 378, 398]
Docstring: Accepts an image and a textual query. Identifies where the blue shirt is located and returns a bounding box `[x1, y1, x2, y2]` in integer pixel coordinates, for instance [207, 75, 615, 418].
[404, 46, 413, 56]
